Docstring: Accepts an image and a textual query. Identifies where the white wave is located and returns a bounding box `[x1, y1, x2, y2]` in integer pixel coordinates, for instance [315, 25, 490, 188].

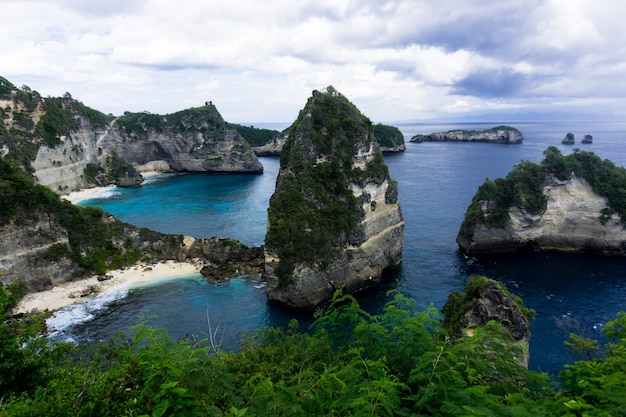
[46, 284, 131, 340]
[90, 188, 122, 200]
[142, 173, 175, 185]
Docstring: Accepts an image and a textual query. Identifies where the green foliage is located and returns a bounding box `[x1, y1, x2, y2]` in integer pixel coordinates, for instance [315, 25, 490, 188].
[0, 280, 52, 397]
[72, 99, 112, 127]
[35, 97, 78, 147]
[4, 288, 626, 415]
[373, 123, 405, 149]
[83, 162, 103, 184]
[116, 111, 165, 138]
[0, 75, 16, 95]
[230, 123, 281, 146]
[266, 87, 392, 282]
[460, 146, 626, 238]
[0, 159, 144, 275]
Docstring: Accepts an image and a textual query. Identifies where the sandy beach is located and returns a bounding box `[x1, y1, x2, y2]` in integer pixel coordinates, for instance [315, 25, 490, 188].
[61, 170, 165, 204]
[17, 170, 187, 315]
[14, 260, 202, 315]
[62, 185, 117, 204]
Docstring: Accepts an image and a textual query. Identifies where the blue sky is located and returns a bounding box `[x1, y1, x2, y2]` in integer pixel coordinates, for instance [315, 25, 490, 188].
[1, 0, 624, 124]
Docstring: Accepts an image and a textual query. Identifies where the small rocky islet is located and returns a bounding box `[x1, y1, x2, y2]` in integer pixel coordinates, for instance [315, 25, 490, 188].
[410, 125, 524, 144]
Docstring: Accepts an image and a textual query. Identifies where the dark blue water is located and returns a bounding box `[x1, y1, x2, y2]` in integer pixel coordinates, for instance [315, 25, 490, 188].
[62, 120, 626, 375]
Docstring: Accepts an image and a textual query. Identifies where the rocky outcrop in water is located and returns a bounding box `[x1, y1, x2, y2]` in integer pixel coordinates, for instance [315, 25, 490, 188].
[184, 237, 264, 281]
[0, 77, 262, 195]
[410, 126, 523, 144]
[582, 134, 593, 144]
[458, 174, 626, 255]
[264, 87, 404, 311]
[253, 131, 288, 156]
[442, 275, 531, 367]
[457, 147, 626, 255]
[562, 133, 575, 144]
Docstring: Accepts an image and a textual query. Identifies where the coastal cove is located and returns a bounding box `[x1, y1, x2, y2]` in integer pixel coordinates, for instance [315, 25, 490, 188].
[52, 120, 626, 375]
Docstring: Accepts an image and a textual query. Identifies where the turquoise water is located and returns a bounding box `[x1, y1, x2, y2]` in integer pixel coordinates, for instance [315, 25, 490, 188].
[57, 120, 626, 374]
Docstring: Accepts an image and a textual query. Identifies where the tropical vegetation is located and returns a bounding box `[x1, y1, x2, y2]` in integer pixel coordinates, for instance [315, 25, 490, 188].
[459, 146, 626, 238]
[265, 87, 390, 283]
[0, 159, 179, 277]
[373, 123, 405, 149]
[230, 123, 281, 146]
[2, 277, 626, 415]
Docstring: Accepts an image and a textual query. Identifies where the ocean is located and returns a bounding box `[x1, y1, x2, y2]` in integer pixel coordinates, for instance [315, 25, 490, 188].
[51, 120, 626, 375]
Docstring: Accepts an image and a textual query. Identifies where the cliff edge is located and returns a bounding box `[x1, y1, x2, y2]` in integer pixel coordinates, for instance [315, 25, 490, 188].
[264, 87, 404, 311]
[457, 146, 626, 255]
[0, 76, 262, 196]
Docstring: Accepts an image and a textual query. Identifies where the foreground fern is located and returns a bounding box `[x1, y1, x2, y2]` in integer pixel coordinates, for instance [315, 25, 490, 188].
[2, 287, 626, 416]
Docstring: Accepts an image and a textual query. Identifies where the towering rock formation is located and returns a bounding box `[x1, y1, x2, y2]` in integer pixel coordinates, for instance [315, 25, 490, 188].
[264, 87, 404, 311]
[457, 146, 626, 255]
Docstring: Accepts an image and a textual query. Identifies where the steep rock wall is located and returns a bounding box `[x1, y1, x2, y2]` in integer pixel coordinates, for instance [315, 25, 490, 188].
[31, 118, 101, 192]
[264, 88, 404, 311]
[458, 174, 626, 255]
[1, 89, 263, 197]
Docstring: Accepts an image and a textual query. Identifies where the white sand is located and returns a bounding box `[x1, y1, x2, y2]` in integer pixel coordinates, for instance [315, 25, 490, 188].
[62, 186, 117, 204]
[61, 171, 166, 204]
[14, 260, 202, 315]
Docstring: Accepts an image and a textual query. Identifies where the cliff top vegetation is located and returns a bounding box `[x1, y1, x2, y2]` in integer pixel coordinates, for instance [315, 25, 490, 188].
[459, 146, 626, 238]
[0, 159, 179, 282]
[265, 86, 391, 283]
[1, 77, 111, 171]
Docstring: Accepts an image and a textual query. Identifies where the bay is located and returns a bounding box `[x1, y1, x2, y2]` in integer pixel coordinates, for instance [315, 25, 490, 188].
[62, 120, 626, 375]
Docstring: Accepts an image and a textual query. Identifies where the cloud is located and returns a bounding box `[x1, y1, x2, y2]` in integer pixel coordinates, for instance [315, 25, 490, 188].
[1, 0, 625, 121]
[451, 69, 532, 98]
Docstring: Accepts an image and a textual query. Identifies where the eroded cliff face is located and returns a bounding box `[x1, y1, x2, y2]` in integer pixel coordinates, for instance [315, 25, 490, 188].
[0, 214, 77, 291]
[458, 174, 626, 255]
[31, 118, 103, 192]
[97, 105, 263, 174]
[1, 85, 262, 196]
[264, 88, 404, 311]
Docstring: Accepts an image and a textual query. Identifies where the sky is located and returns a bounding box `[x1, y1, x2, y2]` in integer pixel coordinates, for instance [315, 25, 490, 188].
[1, 0, 625, 124]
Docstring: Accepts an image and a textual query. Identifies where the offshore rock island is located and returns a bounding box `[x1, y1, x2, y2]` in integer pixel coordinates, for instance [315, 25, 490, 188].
[457, 146, 626, 255]
[264, 87, 404, 311]
[410, 125, 523, 144]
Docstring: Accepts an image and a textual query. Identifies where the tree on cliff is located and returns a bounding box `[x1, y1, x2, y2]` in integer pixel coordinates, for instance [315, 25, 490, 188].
[265, 86, 400, 290]
[459, 146, 626, 241]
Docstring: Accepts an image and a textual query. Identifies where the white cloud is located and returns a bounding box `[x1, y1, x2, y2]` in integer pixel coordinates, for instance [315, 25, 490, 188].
[1, 0, 625, 122]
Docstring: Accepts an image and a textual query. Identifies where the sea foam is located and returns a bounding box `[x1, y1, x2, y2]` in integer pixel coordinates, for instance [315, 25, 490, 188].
[46, 284, 131, 341]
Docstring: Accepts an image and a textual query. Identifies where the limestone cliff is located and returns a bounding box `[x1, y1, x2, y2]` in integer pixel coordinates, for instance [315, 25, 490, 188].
[264, 87, 404, 311]
[97, 105, 263, 174]
[0, 159, 261, 293]
[0, 77, 262, 196]
[410, 126, 523, 144]
[457, 147, 626, 255]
